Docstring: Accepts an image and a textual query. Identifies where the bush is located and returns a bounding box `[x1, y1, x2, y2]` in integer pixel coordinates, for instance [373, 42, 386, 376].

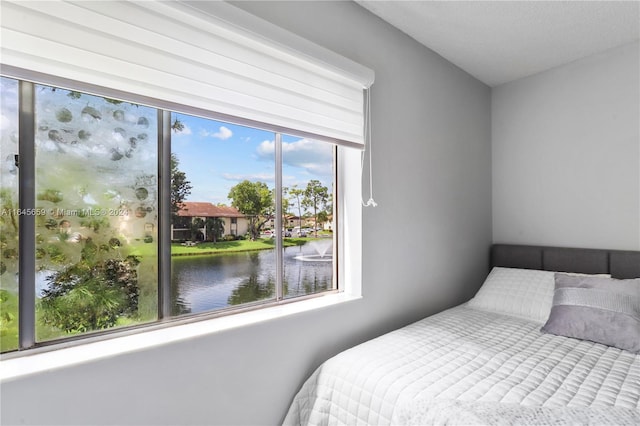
[40, 256, 140, 333]
[223, 234, 236, 241]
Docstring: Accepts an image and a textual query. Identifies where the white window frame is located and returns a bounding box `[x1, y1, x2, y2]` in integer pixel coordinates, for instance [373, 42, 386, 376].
[0, 73, 362, 372]
[0, 0, 368, 372]
[0, 157, 361, 381]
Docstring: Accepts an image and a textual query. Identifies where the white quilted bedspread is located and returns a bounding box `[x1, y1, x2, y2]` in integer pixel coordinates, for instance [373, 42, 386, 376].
[283, 306, 640, 425]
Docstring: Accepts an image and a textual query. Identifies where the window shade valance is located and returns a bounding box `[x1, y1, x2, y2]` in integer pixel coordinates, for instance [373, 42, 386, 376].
[0, 0, 374, 147]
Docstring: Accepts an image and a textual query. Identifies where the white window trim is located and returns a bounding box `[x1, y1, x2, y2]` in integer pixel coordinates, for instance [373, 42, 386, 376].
[0, 0, 368, 369]
[0, 294, 362, 381]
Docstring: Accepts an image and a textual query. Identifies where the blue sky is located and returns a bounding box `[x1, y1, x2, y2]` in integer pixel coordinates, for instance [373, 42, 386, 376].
[0, 76, 334, 212]
[171, 113, 334, 208]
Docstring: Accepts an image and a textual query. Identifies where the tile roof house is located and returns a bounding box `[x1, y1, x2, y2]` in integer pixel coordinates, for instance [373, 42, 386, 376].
[173, 202, 248, 241]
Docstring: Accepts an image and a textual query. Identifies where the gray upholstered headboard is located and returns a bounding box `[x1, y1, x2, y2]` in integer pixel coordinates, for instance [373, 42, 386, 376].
[491, 244, 640, 279]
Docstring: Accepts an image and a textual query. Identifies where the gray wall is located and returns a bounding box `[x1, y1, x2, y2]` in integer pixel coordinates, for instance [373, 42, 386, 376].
[492, 41, 640, 250]
[0, 2, 492, 425]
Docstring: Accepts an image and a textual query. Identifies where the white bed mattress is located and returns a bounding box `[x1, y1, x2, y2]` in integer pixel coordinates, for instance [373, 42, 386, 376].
[283, 305, 640, 425]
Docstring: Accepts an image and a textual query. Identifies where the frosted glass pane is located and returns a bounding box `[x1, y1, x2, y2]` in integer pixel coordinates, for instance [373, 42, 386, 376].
[34, 85, 158, 340]
[0, 77, 20, 352]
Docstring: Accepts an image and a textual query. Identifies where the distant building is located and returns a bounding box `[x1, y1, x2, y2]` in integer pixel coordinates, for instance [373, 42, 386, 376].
[322, 215, 333, 231]
[172, 202, 248, 241]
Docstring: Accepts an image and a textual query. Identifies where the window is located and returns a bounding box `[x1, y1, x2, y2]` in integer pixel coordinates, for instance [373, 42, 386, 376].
[0, 0, 371, 355]
[170, 112, 335, 315]
[0, 77, 338, 352]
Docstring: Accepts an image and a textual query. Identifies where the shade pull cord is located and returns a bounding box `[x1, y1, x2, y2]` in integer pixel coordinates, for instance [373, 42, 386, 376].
[361, 87, 377, 207]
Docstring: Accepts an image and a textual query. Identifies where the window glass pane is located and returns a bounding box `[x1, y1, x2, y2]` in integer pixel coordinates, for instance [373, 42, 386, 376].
[170, 113, 276, 315]
[282, 135, 335, 299]
[34, 85, 158, 341]
[0, 77, 20, 351]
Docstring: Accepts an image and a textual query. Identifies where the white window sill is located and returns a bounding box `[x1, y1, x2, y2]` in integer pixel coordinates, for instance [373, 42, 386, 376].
[0, 293, 361, 382]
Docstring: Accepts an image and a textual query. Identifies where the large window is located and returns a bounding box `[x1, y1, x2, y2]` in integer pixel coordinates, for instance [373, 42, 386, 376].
[0, 77, 337, 353]
[0, 0, 371, 356]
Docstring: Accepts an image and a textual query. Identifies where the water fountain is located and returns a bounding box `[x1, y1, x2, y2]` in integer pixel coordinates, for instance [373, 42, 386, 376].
[294, 240, 333, 262]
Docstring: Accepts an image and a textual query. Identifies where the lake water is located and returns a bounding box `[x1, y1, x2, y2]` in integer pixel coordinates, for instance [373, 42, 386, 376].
[171, 243, 333, 315]
[33, 243, 332, 316]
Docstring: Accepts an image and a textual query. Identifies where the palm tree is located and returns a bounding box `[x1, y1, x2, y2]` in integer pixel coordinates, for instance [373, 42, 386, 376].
[205, 217, 225, 242]
[302, 180, 329, 238]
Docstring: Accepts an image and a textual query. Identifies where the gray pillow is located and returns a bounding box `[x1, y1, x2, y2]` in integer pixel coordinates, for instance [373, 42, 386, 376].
[541, 273, 640, 353]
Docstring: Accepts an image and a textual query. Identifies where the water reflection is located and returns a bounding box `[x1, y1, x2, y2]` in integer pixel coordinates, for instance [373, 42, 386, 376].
[171, 244, 333, 315]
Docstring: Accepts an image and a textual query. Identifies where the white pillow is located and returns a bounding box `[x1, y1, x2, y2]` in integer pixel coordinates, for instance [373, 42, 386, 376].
[467, 267, 557, 323]
[467, 267, 611, 323]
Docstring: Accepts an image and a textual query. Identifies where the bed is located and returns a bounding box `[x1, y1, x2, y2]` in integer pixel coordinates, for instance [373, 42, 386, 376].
[283, 244, 640, 425]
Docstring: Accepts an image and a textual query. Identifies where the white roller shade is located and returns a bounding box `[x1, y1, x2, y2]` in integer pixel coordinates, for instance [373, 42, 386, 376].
[0, 0, 374, 147]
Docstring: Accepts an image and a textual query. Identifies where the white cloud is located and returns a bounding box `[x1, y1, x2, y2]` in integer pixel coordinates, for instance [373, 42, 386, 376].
[282, 174, 299, 187]
[257, 138, 333, 177]
[257, 140, 273, 153]
[257, 140, 275, 157]
[0, 114, 11, 131]
[222, 172, 274, 183]
[200, 126, 233, 140]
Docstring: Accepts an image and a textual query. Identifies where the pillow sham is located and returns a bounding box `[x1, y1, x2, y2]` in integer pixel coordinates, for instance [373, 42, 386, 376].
[467, 267, 557, 323]
[541, 274, 640, 353]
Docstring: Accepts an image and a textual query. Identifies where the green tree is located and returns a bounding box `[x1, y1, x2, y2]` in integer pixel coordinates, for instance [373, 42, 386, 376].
[287, 185, 305, 232]
[171, 118, 185, 132]
[325, 193, 333, 216]
[318, 193, 333, 231]
[0, 189, 18, 235]
[170, 153, 192, 222]
[40, 254, 141, 333]
[228, 180, 273, 240]
[316, 211, 329, 228]
[190, 218, 205, 242]
[0, 189, 19, 289]
[205, 217, 225, 242]
[303, 180, 329, 238]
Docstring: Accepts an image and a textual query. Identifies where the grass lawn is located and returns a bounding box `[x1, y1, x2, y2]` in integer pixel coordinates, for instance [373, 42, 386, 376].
[170, 237, 316, 256]
[0, 237, 329, 351]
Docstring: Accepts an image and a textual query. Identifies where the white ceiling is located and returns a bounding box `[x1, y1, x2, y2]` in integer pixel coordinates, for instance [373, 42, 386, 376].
[356, 1, 640, 87]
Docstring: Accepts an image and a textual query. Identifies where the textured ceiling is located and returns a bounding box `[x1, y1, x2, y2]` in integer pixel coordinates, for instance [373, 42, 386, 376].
[356, 1, 640, 87]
